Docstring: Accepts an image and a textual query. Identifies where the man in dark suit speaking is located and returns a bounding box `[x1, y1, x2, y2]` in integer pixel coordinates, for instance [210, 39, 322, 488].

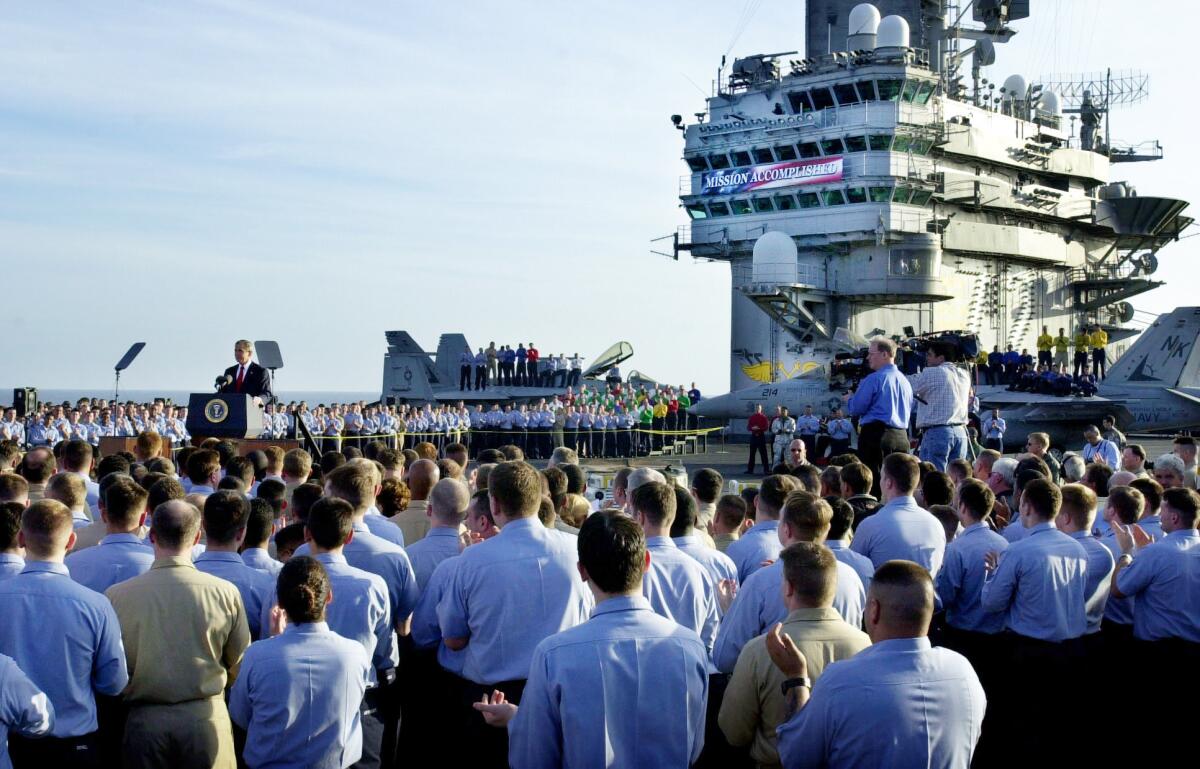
[219, 339, 273, 401]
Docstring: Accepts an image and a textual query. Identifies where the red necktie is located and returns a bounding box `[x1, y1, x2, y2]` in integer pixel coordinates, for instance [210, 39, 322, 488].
[236, 366, 245, 392]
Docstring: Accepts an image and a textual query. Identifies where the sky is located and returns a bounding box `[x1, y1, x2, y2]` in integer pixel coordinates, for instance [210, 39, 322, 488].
[1, 1, 1196, 396]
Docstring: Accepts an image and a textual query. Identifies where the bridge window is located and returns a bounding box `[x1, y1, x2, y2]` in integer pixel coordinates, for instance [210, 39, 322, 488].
[833, 83, 860, 105]
[809, 87, 836, 110]
[686, 156, 709, 172]
[901, 80, 920, 103]
[823, 189, 846, 206]
[796, 192, 821, 208]
[857, 80, 878, 101]
[869, 186, 893, 202]
[892, 134, 912, 153]
[910, 189, 933, 206]
[708, 201, 730, 217]
[868, 133, 893, 151]
[730, 199, 753, 215]
[774, 194, 798, 210]
[820, 138, 845, 155]
[731, 150, 752, 166]
[752, 147, 775, 163]
[844, 135, 868, 152]
[915, 81, 935, 105]
[892, 186, 914, 203]
[708, 153, 730, 170]
[876, 79, 903, 101]
[685, 204, 709, 219]
[775, 143, 798, 160]
[911, 138, 933, 155]
[846, 187, 868, 204]
[787, 90, 814, 113]
[752, 197, 775, 213]
[798, 141, 821, 158]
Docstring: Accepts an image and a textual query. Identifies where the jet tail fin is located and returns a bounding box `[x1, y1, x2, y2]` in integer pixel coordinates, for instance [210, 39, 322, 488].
[1104, 308, 1200, 388]
[381, 331, 439, 402]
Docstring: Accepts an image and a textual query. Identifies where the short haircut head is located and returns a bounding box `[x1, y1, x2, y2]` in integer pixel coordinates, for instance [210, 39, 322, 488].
[19, 449, 55, 484]
[135, 431, 163, 459]
[21, 499, 74, 557]
[0, 501, 24, 550]
[882, 453, 919, 495]
[1162, 487, 1200, 526]
[46, 473, 87, 511]
[1059, 484, 1099, 528]
[150, 500, 201, 550]
[256, 479, 286, 515]
[869, 560, 935, 635]
[225, 456, 255, 487]
[1027, 432, 1050, 450]
[276, 556, 329, 624]
[0, 474, 30, 504]
[203, 490, 250, 543]
[148, 476, 186, 510]
[716, 494, 748, 528]
[96, 454, 131, 480]
[631, 481, 677, 528]
[273, 523, 307, 559]
[320, 451, 346, 476]
[488, 461, 542, 519]
[757, 474, 801, 517]
[780, 491, 833, 542]
[263, 446, 285, 473]
[429, 478, 470, 526]
[186, 449, 220, 485]
[1021, 478, 1062, 521]
[306, 497, 355, 549]
[61, 439, 93, 472]
[245, 498, 275, 546]
[626, 468, 667, 494]
[325, 462, 376, 514]
[104, 479, 149, 528]
[414, 442, 438, 460]
[840, 462, 873, 496]
[1128, 477, 1162, 515]
[781, 542, 837, 606]
[920, 471, 955, 507]
[956, 478, 995, 521]
[947, 458, 973, 483]
[670, 486, 698, 537]
[991, 458, 1018, 487]
[1106, 485, 1144, 526]
[561, 464, 586, 495]
[824, 496, 855, 540]
[406, 459, 439, 500]
[791, 464, 822, 494]
[291, 482, 324, 523]
[549, 447, 578, 466]
[577, 512, 646, 594]
[691, 468, 723, 503]
[1124, 444, 1146, 462]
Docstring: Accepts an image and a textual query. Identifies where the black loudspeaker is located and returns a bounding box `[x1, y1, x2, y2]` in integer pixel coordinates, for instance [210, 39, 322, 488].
[11, 388, 37, 418]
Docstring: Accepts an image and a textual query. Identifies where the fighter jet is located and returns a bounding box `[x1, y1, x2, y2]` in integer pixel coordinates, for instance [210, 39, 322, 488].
[693, 307, 1200, 447]
[977, 306, 1200, 447]
[380, 332, 632, 404]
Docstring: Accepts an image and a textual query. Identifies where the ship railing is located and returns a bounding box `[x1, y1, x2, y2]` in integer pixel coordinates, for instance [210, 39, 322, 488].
[1064, 262, 1139, 286]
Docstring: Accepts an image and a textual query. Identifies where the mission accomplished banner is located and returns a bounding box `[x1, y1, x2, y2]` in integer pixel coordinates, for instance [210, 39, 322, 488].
[701, 156, 843, 196]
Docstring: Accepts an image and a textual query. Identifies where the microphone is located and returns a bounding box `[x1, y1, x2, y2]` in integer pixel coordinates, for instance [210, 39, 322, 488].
[215, 374, 232, 392]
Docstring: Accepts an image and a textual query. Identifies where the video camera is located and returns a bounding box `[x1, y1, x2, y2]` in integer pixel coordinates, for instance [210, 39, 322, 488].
[903, 330, 980, 363]
[829, 350, 871, 392]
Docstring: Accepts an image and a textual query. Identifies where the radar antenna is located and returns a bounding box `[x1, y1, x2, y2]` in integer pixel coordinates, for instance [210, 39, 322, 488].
[1037, 69, 1159, 162]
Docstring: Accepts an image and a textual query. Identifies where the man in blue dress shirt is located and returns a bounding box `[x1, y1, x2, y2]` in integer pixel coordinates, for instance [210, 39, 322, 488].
[437, 461, 593, 765]
[726, 474, 800, 583]
[473, 512, 709, 769]
[230, 556, 372, 769]
[714, 492, 866, 674]
[851, 453, 946, 575]
[843, 337, 913, 496]
[240, 499, 282, 577]
[979, 478, 1088, 764]
[194, 491, 274, 640]
[405, 478, 469, 590]
[823, 497, 874, 589]
[670, 489, 738, 593]
[0, 500, 129, 767]
[774, 560, 985, 769]
[0, 652, 55, 769]
[64, 478, 154, 593]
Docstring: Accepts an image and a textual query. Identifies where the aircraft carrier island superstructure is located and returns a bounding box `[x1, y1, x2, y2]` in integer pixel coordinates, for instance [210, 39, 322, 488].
[673, 0, 1191, 394]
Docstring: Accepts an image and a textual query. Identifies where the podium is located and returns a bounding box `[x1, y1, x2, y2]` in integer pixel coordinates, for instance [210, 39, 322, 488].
[185, 393, 264, 439]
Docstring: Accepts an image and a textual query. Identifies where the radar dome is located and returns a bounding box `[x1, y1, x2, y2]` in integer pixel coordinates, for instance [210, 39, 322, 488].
[847, 4, 881, 50]
[752, 231, 799, 284]
[1002, 74, 1028, 98]
[1040, 90, 1061, 114]
[877, 15, 910, 48]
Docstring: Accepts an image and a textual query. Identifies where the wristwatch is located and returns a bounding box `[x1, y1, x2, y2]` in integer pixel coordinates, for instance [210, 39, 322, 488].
[1117, 553, 1134, 566]
[781, 677, 812, 696]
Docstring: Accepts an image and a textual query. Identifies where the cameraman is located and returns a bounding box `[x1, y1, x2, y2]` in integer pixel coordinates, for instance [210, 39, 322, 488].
[907, 340, 972, 471]
[843, 337, 913, 494]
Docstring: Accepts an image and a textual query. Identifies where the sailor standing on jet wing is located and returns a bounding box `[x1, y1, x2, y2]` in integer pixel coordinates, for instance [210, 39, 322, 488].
[770, 405, 797, 465]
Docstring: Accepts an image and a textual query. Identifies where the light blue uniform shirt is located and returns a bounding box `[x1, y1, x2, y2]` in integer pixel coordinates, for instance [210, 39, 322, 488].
[826, 540, 875, 590]
[437, 516, 592, 685]
[64, 533, 154, 594]
[673, 534, 738, 591]
[0, 562, 128, 737]
[1115, 529, 1200, 642]
[776, 637, 985, 769]
[0, 652, 54, 769]
[935, 522, 1009, 634]
[712, 558, 866, 674]
[1001, 519, 1027, 543]
[410, 556, 466, 675]
[405, 527, 462, 591]
[260, 553, 394, 674]
[1069, 529, 1115, 635]
[298, 521, 420, 630]
[1081, 439, 1120, 469]
[361, 511, 406, 548]
[1097, 532, 1134, 625]
[642, 537, 720, 660]
[229, 622, 371, 769]
[0, 554, 23, 581]
[796, 415, 821, 435]
[726, 519, 782, 583]
[242, 547, 283, 577]
[195, 551, 274, 640]
[1136, 514, 1164, 542]
[845, 363, 913, 429]
[980, 522, 1088, 641]
[850, 496, 946, 576]
[507, 595, 709, 769]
